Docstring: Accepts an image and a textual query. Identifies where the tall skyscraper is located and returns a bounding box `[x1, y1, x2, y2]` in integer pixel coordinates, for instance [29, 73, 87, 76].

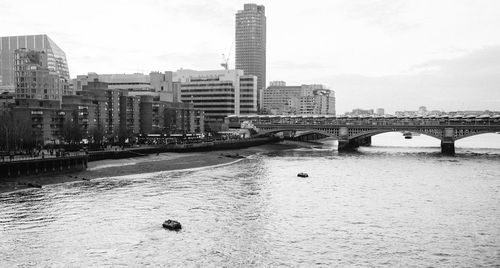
[235, 3, 266, 107]
[0, 34, 69, 92]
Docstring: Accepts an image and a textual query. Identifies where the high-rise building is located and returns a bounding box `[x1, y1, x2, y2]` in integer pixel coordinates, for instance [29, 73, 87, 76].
[174, 69, 257, 131]
[1, 35, 69, 92]
[235, 3, 266, 108]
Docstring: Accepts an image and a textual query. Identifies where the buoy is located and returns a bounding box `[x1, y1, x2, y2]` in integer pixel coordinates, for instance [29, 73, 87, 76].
[162, 219, 182, 230]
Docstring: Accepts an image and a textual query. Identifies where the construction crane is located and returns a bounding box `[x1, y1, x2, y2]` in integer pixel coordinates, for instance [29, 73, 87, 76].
[220, 54, 229, 70]
[221, 39, 234, 70]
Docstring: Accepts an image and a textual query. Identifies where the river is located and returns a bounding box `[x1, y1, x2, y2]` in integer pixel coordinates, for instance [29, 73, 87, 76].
[1, 133, 499, 267]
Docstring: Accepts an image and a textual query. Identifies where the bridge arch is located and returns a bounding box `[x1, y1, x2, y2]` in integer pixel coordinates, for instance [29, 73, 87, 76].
[351, 129, 442, 141]
[258, 128, 336, 138]
[455, 130, 500, 141]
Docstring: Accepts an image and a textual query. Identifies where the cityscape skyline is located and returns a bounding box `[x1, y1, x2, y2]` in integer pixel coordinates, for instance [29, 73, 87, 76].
[1, 0, 499, 113]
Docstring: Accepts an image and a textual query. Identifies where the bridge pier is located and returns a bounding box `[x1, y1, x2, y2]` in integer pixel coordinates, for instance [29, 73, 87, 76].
[441, 141, 455, 155]
[441, 128, 455, 155]
[338, 139, 360, 151]
[358, 136, 372, 147]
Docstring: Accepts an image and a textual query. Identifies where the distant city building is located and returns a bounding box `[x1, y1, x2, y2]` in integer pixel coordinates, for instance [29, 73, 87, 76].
[14, 49, 68, 104]
[269, 81, 286, 87]
[299, 85, 335, 115]
[74, 72, 175, 102]
[174, 69, 257, 131]
[262, 83, 335, 115]
[376, 108, 385, 115]
[236, 3, 266, 108]
[346, 108, 374, 116]
[418, 106, 427, 115]
[395, 106, 444, 117]
[262, 83, 301, 114]
[1, 34, 69, 93]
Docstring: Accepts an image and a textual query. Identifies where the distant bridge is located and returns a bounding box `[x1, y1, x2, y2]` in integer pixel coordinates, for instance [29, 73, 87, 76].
[227, 114, 500, 154]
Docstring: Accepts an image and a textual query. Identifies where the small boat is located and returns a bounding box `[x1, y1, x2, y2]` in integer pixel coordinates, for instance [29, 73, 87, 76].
[162, 219, 182, 230]
[297, 172, 309, 178]
[403, 131, 412, 139]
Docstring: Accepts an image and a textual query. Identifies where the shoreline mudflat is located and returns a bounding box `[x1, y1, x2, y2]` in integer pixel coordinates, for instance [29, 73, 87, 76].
[0, 143, 299, 194]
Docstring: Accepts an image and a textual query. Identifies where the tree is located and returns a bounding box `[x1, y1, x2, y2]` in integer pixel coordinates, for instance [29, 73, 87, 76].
[0, 112, 35, 151]
[89, 125, 105, 146]
[61, 118, 82, 145]
[117, 125, 133, 145]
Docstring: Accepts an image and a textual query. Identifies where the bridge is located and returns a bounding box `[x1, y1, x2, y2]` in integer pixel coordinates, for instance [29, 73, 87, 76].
[226, 114, 500, 154]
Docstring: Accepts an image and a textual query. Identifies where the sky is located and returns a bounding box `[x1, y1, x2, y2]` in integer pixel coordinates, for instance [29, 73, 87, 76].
[1, 0, 500, 113]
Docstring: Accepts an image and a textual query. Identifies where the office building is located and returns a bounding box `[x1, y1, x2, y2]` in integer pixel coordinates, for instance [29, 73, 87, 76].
[1, 34, 69, 92]
[262, 81, 301, 114]
[262, 83, 335, 115]
[174, 69, 257, 131]
[236, 3, 266, 107]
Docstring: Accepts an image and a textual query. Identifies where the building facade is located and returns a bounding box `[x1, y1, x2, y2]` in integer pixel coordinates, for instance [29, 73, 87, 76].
[1, 35, 69, 93]
[236, 4, 266, 107]
[376, 108, 385, 115]
[9, 48, 70, 144]
[74, 72, 175, 102]
[11, 99, 70, 144]
[174, 69, 257, 131]
[262, 82, 302, 114]
[14, 49, 67, 103]
[262, 83, 335, 115]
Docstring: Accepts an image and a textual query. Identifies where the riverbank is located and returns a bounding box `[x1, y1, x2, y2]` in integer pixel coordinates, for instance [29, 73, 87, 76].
[0, 143, 300, 194]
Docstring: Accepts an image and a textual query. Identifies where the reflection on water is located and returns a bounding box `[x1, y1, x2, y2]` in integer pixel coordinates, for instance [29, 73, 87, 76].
[1, 134, 499, 266]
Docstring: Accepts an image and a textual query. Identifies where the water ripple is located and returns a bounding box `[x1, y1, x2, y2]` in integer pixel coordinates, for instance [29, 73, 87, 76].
[1, 146, 500, 266]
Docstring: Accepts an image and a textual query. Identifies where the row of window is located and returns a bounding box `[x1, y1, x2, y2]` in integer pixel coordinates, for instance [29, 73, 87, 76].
[181, 88, 235, 93]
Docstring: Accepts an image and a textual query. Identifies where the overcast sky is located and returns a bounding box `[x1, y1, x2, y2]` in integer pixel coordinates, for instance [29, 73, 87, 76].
[1, 0, 499, 113]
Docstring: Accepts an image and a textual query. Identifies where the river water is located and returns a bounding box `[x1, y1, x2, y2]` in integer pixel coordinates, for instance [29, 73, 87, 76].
[1, 133, 499, 267]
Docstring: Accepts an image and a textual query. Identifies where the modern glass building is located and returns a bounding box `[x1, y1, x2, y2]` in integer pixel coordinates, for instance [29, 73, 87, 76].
[14, 49, 67, 102]
[0, 35, 69, 92]
[235, 4, 266, 102]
